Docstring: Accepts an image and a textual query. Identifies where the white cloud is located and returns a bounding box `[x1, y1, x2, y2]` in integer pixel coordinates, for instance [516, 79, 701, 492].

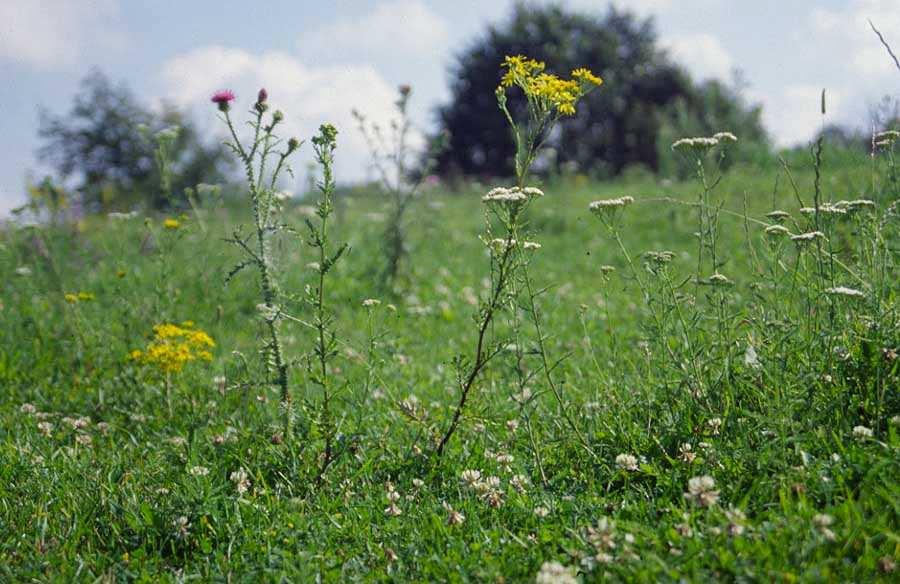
[298, 0, 449, 61]
[662, 33, 733, 81]
[158, 46, 418, 185]
[0, 0, 123, 69]
[812, 0, 900, 85]
[760, 85, 845, 147]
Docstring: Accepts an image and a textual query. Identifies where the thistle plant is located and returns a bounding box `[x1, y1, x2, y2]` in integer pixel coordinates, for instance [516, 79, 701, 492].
[214, 88, 302, 433]
[436, 55, 601, 456]
[302, 123, 348, 481]
[353, 85, 446, 291]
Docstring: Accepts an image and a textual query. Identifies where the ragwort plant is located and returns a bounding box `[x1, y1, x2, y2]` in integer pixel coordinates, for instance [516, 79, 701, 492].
[214, 88, 302, 434]
[437, 55, 602, 456]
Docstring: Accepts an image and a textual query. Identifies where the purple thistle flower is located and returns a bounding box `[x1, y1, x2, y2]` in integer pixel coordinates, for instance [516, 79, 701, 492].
[257, 88, 268, 104]
[211, 90, 235, 111]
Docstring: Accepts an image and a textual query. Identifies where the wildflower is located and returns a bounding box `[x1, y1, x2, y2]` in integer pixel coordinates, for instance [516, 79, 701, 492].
[362, 298, 381, 307]
[725, 507, 747, 536]
[506, 419, 519, 432]
[173, 516, 191, 539]
[230, 468, 251, 494]
[64, 293, 79, 304]
[535, 561, 578, 584]
[510, 474, 530, 494]
[706, 273, 732, 287]
[163, 218, 180, 230]
[679, 443, 696, 464]
[412, 478, 425, 489]
[588, 196, 634, 212]
[766, 210, 791, 221]
[813, 513, 836, 541]
[447, 508, 466, 525]
[188, 465, 210, 476]
[713, 131, 738, 143]
[672, 136, 719, 153]
[765, 224, 791, 237]
[482, 186, 528, 205]
[75, 433, 92, 446]
[20, 403, 36, 414]
[615, 453, 639, 472]
[14, 266, 32, 276]
[211, 89, 235, 111]
[791, 231, 825, 244]
[707, 418, 723, 435]
[825, 286, 866, 299]
[460, 470, 481, 488]
[384, 504, 402, 517]
[130, 322, 215, 374]
[852, 425, 873, 440]
[523, 241, 542, 250]
[534, 506, 551, 518]
[257, 87, 268, 104]
[684, 475, 720, 507]
[37, 421, 53, 436]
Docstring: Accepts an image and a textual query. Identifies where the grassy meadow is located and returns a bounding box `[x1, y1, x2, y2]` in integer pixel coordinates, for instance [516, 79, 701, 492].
[1, 133, 899, 582]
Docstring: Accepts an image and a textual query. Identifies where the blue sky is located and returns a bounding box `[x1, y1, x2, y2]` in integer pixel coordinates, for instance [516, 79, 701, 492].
[2, 0, 899, 215]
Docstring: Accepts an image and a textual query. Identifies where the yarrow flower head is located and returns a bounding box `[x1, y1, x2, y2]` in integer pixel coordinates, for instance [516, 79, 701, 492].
[589, 196, 634, 212]
[211, 89, 236, 112]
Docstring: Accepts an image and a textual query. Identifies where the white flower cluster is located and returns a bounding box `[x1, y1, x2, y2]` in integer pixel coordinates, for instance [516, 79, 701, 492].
[684, 475, 720, 507]
[671, 131, 737, 152]
[535, 561, 578, 584]
[790, 231, 825, 244]
[588, 196, 634, 213]
[482, 186, 543, 204]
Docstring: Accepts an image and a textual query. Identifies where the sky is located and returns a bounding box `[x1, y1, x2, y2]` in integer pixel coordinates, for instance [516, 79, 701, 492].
[1, 0, 899, 215]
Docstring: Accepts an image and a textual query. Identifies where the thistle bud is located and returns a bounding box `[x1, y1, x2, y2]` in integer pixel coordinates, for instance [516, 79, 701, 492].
[272, 110, 284, 124]
[287, 137, 300, 152]
[257, 88, 268, 104]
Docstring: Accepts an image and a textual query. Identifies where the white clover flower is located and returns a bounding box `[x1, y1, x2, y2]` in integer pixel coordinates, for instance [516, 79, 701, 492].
[384, 504, 402, 517]
[825, 286, 866, 299]
[20, 403, 36, 414]
[460, 469, 482, 488]
[684, 475, 720, 507]
[852, 425, 873, 439]
[188, 465, 210, 476]
[534, 506, 551, 518]
[230, 468, 251, 494]
[615, 453, 639, 472]
[535, 561, 578, 584]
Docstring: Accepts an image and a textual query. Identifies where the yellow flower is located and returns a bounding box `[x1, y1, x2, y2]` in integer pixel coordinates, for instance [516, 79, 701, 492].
[77, 291, 95, 301]
[572, 67, 603, 87]
[64, 293, 79, 304]
[130, 321, 215, 374]
[163, 218, 180, 230]
[498, 55, 601, 117]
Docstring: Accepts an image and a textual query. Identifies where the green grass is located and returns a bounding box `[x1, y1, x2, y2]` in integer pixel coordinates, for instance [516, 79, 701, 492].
[1, 154, 898, 581]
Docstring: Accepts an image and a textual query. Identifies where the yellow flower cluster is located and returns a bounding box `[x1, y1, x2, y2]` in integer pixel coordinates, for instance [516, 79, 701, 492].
[163, 218, 181, 230]
[129, 321, 215, 374]
[499, 55, 602, 116]
[65, 291, 95, 304]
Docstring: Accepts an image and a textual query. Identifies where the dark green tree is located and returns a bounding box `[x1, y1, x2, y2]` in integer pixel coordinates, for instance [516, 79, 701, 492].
[435, 2, 768, 179]
[37, 69, 231, 211]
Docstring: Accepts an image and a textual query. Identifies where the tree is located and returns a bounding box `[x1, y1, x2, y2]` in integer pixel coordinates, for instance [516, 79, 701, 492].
[37, 69, 231, 211]
[435, 2, 767, 179]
